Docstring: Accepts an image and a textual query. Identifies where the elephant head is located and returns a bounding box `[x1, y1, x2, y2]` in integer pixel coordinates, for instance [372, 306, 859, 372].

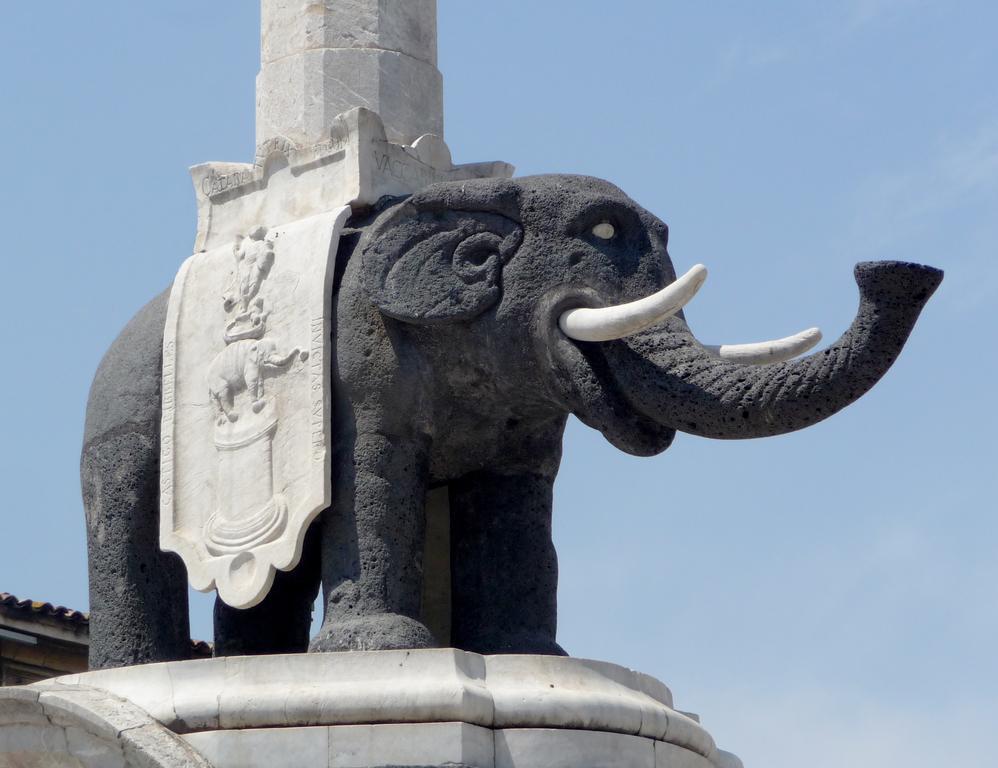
[357, 174, 942, 456]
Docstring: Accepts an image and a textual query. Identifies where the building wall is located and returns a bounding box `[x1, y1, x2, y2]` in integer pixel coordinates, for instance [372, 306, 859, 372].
[0, 594, 89, 685]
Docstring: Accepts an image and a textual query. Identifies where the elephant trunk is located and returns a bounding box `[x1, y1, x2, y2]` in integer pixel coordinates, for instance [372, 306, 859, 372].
[602, 261, 943, 439]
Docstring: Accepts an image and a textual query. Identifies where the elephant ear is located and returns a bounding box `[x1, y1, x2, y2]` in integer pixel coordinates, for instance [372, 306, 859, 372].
[361, 180, 524, 324]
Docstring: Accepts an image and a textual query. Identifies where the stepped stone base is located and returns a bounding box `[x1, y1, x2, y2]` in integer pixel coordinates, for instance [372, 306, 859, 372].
[0, 650, 743, 768]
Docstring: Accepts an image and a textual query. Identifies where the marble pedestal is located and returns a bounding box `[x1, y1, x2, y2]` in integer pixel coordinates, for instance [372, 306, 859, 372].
[0, 650, 743, 768]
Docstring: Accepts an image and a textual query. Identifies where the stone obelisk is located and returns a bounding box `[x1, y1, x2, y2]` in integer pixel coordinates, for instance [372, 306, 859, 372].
[257, 0, 443, 147]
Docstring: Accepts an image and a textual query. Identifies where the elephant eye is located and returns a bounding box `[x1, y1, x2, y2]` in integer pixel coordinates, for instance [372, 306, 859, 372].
[592, 221, 616, 240]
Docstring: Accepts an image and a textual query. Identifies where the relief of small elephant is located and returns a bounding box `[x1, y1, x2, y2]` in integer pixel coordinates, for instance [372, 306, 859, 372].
[208, 336, 303, 423]
[80, 175, 942, 668]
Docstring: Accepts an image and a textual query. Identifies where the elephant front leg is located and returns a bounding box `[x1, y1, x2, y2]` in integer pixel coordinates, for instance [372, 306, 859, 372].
[450, 471, 566, 656]
[310, 431, 437, 652]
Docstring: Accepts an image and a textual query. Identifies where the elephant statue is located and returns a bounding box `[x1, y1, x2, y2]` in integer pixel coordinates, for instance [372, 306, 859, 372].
[208, 336, 303, 423]
[81, 175, 942, 668]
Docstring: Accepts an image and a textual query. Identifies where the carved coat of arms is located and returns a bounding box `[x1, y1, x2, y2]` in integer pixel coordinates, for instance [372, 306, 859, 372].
[160, 206, 351, 608]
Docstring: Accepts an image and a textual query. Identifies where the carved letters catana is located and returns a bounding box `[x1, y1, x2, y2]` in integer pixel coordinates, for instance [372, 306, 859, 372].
[160, 206, 351, 609]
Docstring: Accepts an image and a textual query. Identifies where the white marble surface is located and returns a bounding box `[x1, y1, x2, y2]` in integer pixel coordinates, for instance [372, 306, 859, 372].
[34, 651, 738, 766]
[258, 0, 441, 147]
[161, 207, 351, 609]
[257, 47, 443, 149]
[184, 727, 329, 768]
[185, 722, 495, 768]
[182, 723, 721, 768]
[261, 0, 437, 68]
[182, 724, 728, 768]
[5, 652, 745, 767]
[0, 685, 210, 768]
[655, 741, 718, 768]
[497, 729, 657, 768]
[191, 108, 513, 253]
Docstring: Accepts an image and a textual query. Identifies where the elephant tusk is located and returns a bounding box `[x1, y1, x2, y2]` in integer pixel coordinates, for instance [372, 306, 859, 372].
[559, 264, 708, 342]
[702, 327, 823, 365]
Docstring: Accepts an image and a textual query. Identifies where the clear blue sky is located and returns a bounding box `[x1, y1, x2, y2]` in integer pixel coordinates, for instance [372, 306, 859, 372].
[1, 2, 995, 766]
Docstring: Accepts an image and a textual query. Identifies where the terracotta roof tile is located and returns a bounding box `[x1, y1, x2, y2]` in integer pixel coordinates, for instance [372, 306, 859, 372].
[0, 592, 89, 625]
[1, 592, 214, 656]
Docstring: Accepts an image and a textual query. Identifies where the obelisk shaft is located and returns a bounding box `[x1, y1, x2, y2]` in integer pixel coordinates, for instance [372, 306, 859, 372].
[257, 0, 443, 148]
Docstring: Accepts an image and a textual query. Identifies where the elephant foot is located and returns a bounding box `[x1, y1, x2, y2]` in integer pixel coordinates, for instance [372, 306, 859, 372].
[308, 613, 437, 653]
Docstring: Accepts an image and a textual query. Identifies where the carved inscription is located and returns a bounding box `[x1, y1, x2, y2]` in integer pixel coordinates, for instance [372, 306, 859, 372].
[255, 136, 300, 166]
[310, 317, 324, 460]
[201, 169, 256, 198]
[201, 135, 352, 203]
[160, 341, 176, 511]
[312, 137, 348, 157]
[373, 150, 450, 187]
[255, 135, 349, 170]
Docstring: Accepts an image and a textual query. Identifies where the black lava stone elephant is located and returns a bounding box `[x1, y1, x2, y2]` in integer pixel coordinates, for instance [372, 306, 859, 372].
[81, 175, 942, 668]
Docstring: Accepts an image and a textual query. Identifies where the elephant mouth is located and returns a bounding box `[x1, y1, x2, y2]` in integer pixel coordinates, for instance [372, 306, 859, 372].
[535, 284, 679, 456]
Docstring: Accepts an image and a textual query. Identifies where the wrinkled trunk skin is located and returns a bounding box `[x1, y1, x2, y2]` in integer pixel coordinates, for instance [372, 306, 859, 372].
[604, 261, 942, 439]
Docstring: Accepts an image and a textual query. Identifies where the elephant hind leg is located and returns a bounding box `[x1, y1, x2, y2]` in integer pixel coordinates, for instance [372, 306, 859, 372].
[213, 523, 322, 655]
[210, 380, 237, 422]
[82, 288, 192, 669]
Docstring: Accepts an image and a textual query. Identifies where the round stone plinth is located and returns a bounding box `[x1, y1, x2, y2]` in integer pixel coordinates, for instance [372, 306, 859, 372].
[0, 650, 743, 768]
